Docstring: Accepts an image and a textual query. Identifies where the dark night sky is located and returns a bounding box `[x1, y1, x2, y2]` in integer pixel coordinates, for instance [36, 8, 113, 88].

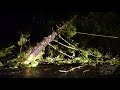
[0, 12, 32, 41]
[0, 11, 120, 44]
[0, 11, 79, 44]
[0, 1, 120, 45]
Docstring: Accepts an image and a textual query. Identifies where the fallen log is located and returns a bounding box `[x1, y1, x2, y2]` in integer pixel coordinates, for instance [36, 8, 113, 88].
[28, 16, 77, 58]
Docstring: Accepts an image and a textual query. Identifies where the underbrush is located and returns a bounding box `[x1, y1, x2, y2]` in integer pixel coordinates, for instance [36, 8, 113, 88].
[0, 32, 120, 68]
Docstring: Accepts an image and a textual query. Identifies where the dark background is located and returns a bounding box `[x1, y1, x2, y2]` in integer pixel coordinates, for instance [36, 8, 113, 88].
[0, 9, 89, 45]
[0, 1, 120, 47]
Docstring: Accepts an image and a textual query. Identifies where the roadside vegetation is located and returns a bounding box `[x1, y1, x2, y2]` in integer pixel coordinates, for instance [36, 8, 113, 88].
[0, 12, 120, 69]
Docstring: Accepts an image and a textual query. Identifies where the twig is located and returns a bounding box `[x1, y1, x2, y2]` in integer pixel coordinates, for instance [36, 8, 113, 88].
[58, 35, 78, 49]
[53, 40, 79, 51]
[76, 32, 119, 38]
[48, 44, 74, 59]
[59, 65, 87, 73]
[56, 15, 77, 34]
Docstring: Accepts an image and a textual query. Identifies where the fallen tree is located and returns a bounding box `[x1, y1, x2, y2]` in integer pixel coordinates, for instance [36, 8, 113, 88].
[28, 16, 77, 58]
[5, 13, 120, 68]
[14, 15, 77, 66]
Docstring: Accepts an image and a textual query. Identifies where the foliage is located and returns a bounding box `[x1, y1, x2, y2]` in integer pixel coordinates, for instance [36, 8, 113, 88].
[63, 24, 77, 38]
[17, 32, 30, 53]
[7, 47, 45, 68]
[24, 49, 44, 67]
[87, 48, 103, 60]
[1, 12, 120, 68]
[17, 32, 30, 46]
[0, 61, 3, 67]
[0, 45, 15, 58]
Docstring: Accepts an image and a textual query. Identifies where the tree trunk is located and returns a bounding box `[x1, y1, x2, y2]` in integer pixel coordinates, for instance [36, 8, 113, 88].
[28, 16, 77, 57]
